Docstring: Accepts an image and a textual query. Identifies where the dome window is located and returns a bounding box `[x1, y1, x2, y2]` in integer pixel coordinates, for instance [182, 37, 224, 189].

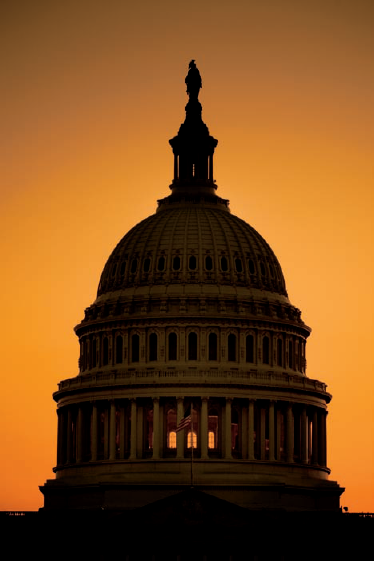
[188, 332, 198, 360]
[263, 336, 270, 364]
[220, 256, 228, 272]
[173, 256, 181, 271]
[288, 341, 293, 369]
[168, 332, 177, 361]
[116, 335, 123, 364]
[246, 334, 254, 363]
[103, 337, 109, 366]
[205, 255, 213, 271]
[248, 259, 255, 274]
[111, 263, 117, 277]
[157, 256, 165, 271]
[120, 261, 127, 276]
[260, 262, 266, 276]
[149, 333, 158, 361]
[131, 259, 138, 274]
[189, 255, 197, 270]
[143, 258, 151, 273]
[277, 339, 283, 367]
[132, 334, 139, 363]
[235, 258, 243, 273]
[228, 334, 236, 361]
[208, 333, 218, 361]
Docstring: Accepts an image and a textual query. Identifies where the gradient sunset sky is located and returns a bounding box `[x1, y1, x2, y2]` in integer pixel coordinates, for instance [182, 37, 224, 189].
[1, 0, 373, 512]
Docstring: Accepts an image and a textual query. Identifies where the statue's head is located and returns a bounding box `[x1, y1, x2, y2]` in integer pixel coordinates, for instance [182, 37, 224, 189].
[189, 59, 196, 69]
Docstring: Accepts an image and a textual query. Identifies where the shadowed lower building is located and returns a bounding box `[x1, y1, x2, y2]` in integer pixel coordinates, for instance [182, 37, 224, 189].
[40, 61, 344, 518]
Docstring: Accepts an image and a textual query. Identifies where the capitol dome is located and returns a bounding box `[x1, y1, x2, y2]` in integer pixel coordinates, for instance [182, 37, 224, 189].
[41, 62, 343, 514]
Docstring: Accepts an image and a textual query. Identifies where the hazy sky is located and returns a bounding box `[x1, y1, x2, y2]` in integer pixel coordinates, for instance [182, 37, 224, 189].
[1, 0, 373, 511]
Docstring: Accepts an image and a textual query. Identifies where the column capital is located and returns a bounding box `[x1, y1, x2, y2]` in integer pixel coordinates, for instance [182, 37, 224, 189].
[152, 396, 160, 403]
[201, 396, 209, 402]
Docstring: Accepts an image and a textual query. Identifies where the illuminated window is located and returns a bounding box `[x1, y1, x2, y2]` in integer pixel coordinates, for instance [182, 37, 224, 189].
[208, 431, 215, 449]
[187, 431, 197, 448]
[168, 431, 176, 448]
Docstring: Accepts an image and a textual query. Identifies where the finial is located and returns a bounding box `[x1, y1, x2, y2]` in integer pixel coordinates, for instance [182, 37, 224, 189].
[185, 60, 202, 100]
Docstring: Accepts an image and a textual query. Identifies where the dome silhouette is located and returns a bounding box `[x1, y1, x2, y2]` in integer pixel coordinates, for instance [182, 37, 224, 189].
[40, 62, 343, 514]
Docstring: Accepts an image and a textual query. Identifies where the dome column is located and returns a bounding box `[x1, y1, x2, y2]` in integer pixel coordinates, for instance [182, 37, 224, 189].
[268, 401, 275, 461]
[300, 406, 308, 464]
[152, 398, 160, 459]
[109, 401, 117, 461]
[286, 403, 294, 463]
[130, 399, 137, 460]
[248, 400, 255, 460]
[91, 402, 98, 462]
[76, 406, 83, 463]
[176, 397, 184, 459]
[312, 408, 319, 465]
[318, 409, 327, 467]
[66, 407, 73, 464]
[201, 397, 208, 459]
[224, 398, 232, 459]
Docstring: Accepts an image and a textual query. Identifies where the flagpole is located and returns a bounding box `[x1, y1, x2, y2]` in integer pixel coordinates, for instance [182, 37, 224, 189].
[190, 401, 194, 487]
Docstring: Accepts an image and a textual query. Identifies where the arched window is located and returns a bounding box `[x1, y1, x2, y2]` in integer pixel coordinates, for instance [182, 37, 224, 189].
[92, 338, 97, 368]
[228, 334, 236, 362]
[260, 262, 266, 276]
[143, 258, 151, 272]
[235, 258, 243, 273]
[103, 337, 109, 366]
[208, 431, 215, 449]
[131, 259, 138, 274]
[120, 260, 127, 276]
[263, 336, 270, 364]
[172, 256, 181, 271]
[166, 408, 177, 449]
[189, 255, 197, 270]
[116, 335, 123, 364]
[205, 255, 213, 271]
[246, 334, 254, 363]
[187, 431, 197, 448]
[149, 333, 157, 361]
[220, 256, 228, 272]
[132, 334, 139, 362]
[208, 333, 217, 361]
[168, 332, 177, 361]
[157, 256, 165, 271]
[188, 332, 198, 360]
[168, 431, 177, 448]
[248, 259, 255, 274]
[288, 340, 293, 369]
[277, 339, 283, 367]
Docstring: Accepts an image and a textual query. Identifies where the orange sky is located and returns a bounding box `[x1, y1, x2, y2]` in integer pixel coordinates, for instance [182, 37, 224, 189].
[1, 0, 373, 512]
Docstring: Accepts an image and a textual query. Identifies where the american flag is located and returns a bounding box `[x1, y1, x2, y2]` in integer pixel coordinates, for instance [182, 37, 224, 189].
[176, 405, 191, 432]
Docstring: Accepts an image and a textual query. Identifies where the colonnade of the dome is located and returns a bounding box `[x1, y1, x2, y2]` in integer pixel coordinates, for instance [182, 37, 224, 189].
[78, 325, 307, 375]
[55, 395, 327, 471]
